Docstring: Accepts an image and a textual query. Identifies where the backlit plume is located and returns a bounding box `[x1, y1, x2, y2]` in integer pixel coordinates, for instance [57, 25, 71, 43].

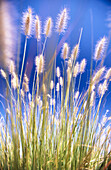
[35, 54, 44, 74]
[56, 67, 60, 78]
[80, 58, 86, 73]
[22, 7, 33, 37]
[61, 43, 69, 60]
[94, 36, 107, 61]
[71, 44, 79, 61]
[44, 17, 52, 37]
[105, 68, 111, 80]
[73, 62, 79, 78]
[56, 8, 68, 33]
[35, 15, 41, 41]
[92, 67, 105, 85]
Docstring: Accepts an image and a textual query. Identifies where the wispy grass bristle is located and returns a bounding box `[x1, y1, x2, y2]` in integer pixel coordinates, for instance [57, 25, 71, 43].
[0, 6, 111, 170]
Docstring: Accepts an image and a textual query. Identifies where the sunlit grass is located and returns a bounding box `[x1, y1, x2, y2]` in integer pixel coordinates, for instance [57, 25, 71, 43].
[0, 7, 111, 170]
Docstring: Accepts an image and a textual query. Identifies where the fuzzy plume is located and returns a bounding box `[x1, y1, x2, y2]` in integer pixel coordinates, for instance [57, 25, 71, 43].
[56, 8, 68, 34]
[105, 68, 111, 80]
[80, 58, 87, 73]
[35, 54, 44, 74]
[22, 7, 33, 37]
[94, 37, 107, 61]
[71, 44, 79, 61]
[61, 43, 69, 60]
[34, 15, 41, 41]
[73, 62, 79, 77]
[44, 17, 52, 37]
[92, 67, 105, 85]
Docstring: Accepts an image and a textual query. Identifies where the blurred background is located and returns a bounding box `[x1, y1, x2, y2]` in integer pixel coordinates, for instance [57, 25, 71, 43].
[0, 0, 111, 118]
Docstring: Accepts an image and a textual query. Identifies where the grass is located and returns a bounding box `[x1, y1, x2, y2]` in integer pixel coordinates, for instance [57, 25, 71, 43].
[0, 7, 111, 170]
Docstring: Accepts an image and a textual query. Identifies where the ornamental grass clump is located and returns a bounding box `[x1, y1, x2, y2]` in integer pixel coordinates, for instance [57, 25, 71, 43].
[0, 7, 111, 170]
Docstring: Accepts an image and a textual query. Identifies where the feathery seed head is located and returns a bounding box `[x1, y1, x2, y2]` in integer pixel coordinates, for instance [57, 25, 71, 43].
[35, 56, 39, 68]
[0, 69, 6, 79]
[43, 83, 46, 94]
[50, 80, 54, 90]
[56, 83, 60, 92]
[103, 80, 108, 93]
[80, 58, 86, 73]
[90, 91, 95, 107]
[35, 54, 44, 74]
[35, 15, 41, 41]
[71, 44, 79, 61]
[6, 108, 10, 114]
[73, 62, 79, 77]
[92, 67, 105, 85]
[23, 82, 29, 92]
[105, 68, 111, 79]
[56, 8, 68, 34]
[39, 54, 44, 73]
[50, 98, 53, 105]
[24, 74, 29, 84]
[44, 17, 52, 37]
[22, 7, 33, 37]
[61, 43, 69, 60]
[98, 80, 108, 96]
[74, 91, 79, 100]
[98, 83, 102, 96]
[56, 67, 60, 78]
[9, 60, 15, 75]
[60, 77, 63, 86]
[68, 58, 72, 68]
[94, 36, 107, 61]
[11, 73, 18, 89]
[21, 89, 24, 98]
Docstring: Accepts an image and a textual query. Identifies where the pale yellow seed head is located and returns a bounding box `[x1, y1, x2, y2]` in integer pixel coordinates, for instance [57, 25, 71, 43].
[43, 83, 46, 93]
[68, 58, 72, 68]
[23, 82, 29, 92]
[50, 80, 54, 90]
[60, 77, 63, 86]
[0, 69, 6, 79]
[35, 15, 41, 41]
[90, 91, 95, 107]
[56, 83, 60, 92]
[56, 8, 68, 33]
[105, 68, 111, 79]
[74, 91, 79, 100]
[39, 54, 44, 73]
[56, 67, 60, 78]
[80, 58, 86, 73]
[73, 62, 79, 77]
[9, 60, 15, 74]
[92, 67, 105, 85]
[24, 74, 29, 84]
[11, 74, 19, 89]
[44, 17, 52, 37]
[23, 7, 33, 37]
[71, 44, 79, 61]
[6, 108, 10, 114]
[94, 36, 107, 61]
[61, 43, 69, 59]
[21, 89, 24, 98]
